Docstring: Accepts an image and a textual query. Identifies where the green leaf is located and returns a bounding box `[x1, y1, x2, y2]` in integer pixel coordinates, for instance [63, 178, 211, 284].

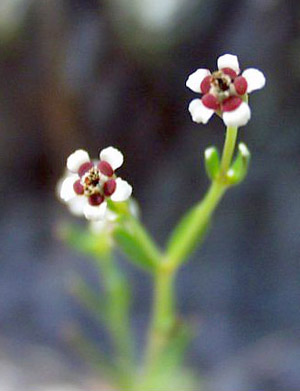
[166, 204, 210, 266]
[113, 218, 161, 272]
[70, 275, 107, 324]
[227, 142, 251, 185]
[67, 325, 119, 381]
[58, 224, 111, 258]
[204, 146, 220, 181]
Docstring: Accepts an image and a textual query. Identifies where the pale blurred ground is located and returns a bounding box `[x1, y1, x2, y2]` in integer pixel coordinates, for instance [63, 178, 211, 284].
[0, 0, 300, 390]
[0, 338, 111, 391]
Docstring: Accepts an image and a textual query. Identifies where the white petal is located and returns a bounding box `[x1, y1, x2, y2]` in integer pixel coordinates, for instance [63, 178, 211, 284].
[60, 175, 77, 202]
[67, 149, 90, 173]
[83, 202, 107, 221]
[185, 68, 211, 93]
[242, 68, 266, 93]
[217, 54, 240, 74]
[67, 196, 86, 216]
[110, 178, 132, 202]
[56, 176, 66, 199]
[188, 99, 214, 124]
[222, 102, 251, 127]
[100, 146, 124, 170]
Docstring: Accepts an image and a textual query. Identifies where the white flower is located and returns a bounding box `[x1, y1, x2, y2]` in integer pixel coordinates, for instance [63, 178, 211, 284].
[58, 146, 132, 221]
[186, 54, 266, 127]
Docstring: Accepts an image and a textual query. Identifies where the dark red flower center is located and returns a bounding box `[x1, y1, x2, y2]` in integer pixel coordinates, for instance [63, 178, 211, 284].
[211, 70, 232, 92]
[73, 161, 118, 204]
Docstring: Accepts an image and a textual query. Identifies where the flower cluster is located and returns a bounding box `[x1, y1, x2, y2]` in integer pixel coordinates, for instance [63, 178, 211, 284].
[186, 54, 265, 127]
[59, 147, 132, 221]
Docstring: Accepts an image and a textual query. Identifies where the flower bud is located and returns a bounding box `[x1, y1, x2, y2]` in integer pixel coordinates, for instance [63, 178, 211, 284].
[226, 143, 251, 185]
[204, 146, 220, 181]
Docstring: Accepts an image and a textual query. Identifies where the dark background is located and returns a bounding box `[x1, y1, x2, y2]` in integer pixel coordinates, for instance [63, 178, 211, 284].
[0, 0, 299, 390]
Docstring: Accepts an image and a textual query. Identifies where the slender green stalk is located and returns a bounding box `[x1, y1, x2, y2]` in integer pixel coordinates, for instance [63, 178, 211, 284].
[134, 266, 176, 390]
[92, 249, 135, 388]
[219, 126, 238, 177]
[63, 225, 135, 387]
[101, 254, 133, 357]
[145, 267, 175, 365]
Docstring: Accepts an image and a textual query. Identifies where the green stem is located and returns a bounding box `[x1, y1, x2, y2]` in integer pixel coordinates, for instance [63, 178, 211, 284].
[219, 126, 238, 177]
[93, 249, 135, 387]
[146, 267, 175, 365]
[135, 266, 176, 390]
[104, 255, 133, 356]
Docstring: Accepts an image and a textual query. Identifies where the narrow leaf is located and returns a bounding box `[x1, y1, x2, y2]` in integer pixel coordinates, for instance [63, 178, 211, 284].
[58, 224, 111, 258]
[227, 142, 251, 185]
[114, 218, 161, 272]
[67, 325, 119, 381]
[70, 275, 107, 324]
[166, 204, 210, 266]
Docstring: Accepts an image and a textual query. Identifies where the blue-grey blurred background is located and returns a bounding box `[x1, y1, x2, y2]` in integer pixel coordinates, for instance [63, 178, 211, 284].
[0, 0, 299, 390]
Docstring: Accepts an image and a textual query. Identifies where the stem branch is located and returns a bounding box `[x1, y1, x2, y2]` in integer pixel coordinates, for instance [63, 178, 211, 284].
[142, 125, 239, 380]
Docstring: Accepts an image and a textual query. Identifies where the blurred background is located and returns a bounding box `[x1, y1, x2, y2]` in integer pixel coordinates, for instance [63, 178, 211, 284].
[0, 0, 299, 390]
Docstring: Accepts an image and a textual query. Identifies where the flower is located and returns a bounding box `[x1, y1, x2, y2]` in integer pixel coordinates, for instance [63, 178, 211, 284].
[186, 54, 266, 127]
[59, 147, 132, 221]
